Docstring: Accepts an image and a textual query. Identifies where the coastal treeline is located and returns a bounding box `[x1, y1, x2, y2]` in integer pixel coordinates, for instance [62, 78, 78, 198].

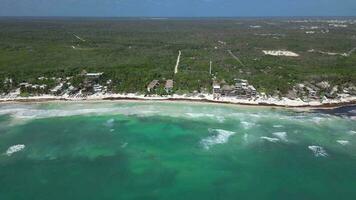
[0, 18, 356, 96]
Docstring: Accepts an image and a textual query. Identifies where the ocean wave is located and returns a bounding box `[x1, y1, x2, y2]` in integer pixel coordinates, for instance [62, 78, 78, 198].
[308, 146, 328, 157]
[260, 136, 280, 143]
[348, 130, 356, 135]
[241, 121, 255, 129]
[185, 113, 225, 122]
[121, 142, 128, 148]
[273, 125, 284, 128]
[201, 129, 236, 150]
[243, 134, 248, 142]
[272, 132, 288, 142]
[5, 144, 25, 156]
[104, 118, 115, 127]
[336, 140, 350, 146]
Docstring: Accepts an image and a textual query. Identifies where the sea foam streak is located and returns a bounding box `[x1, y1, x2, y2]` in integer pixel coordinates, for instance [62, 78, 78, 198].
[337, 140, 350, 146]
[5, 144, 25, 156]
[308, 146, 328, 157]
[348, 130, 356, 135]
[201, 129, 236, 150]
[273, 125, 284, 128]
[260, 137, 280, 143]
[241, 121, 255, 129]
[104, 118, 115, 127]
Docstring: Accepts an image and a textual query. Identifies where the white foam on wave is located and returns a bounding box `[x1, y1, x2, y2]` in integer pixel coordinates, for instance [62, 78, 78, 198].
[308, 145, 328, 157]
[0, 107, 115, 119]
[241, 121, 255, 129]
[272, 132, 288, 142]
[104, 118, 115, 127]
[348, 130, 356, 136]
[121, 142, 128, 148]
[201, 129, 236, 150]
[337, 140, 350, 146]
[312, 117, 324, 124]
[243, 134, 248, 142]
[273, 125, 284, 128]
[5, 144, 25, 156]
[260, 136, 280, 143]
[185, 113, 225, 122]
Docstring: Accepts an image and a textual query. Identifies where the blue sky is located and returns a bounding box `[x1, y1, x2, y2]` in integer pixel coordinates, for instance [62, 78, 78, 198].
[0, 0, 355, 17]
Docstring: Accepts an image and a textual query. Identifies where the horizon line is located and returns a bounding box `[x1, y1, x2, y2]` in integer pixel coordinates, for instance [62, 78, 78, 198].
[1, 15, 356, 18]
[0, 16, 356, 20]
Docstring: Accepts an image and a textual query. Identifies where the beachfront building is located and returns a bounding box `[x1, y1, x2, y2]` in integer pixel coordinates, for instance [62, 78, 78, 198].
[306, 86, 318, 99]
[50, 83, 64, 95]
[147, 80, 159, 92]
[212, 81, 221, 99]
[165, 80, 174, 93]
[93, 84, 103, 93]
[213, 82, 221, 94]
[213, 78, 258, 98]
[85, 72, 104, 85]
[221, 85, 236, 97]
[19, 82, 32, 88]
[248, 85, 257, 96]
[81, 72, 104, 94]
[86, 72, 104, 79]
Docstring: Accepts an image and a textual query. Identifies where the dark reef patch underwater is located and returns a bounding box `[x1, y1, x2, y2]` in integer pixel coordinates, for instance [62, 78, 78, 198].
[0, 102, 356, 200]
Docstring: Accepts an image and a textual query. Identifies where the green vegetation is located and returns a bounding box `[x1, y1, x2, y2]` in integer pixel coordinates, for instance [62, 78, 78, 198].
[0, 17, 355, 95]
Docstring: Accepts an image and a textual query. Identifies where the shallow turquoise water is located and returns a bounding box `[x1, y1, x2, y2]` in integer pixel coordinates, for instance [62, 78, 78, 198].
[0, 102, 356, 200]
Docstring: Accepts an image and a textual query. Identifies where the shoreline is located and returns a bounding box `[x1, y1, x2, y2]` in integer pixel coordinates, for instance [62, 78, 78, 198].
[1, 94, 356, 110]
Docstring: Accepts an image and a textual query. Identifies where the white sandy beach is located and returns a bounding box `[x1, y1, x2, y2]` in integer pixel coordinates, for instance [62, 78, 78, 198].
[1, 92, 355, 108]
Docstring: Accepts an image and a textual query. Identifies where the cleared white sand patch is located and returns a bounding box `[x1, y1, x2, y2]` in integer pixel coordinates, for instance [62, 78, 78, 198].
[263, 50, 299, 57]
[308, 146, 328, 157]
[5, 144, 25, 156]
[309, 47, 355, 57]
[250, 25, 262, 29]
[260, 136, 279, 143]
[329, 24, 348, 28]
[308, 49, 348, 57]
[218, 40, 226, 45]
[201, 129, 236, 150]
[337, 140, 350, 146]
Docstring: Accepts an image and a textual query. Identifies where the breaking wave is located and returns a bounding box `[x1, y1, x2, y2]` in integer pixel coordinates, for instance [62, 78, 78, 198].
[185, 113, 225, 122]
[5, 144, 25, 156]
[337, 140, 350, 146]
[201, 129, 236, 150]
[260, 136, 279, 143]
[240, 121, 255, 129]
[308, 146, 328, 157]
[272, 132, 288, 142]
[348, 130, 356, 135]
[104, 118, 115, 127]
[273, 125, 284, 128]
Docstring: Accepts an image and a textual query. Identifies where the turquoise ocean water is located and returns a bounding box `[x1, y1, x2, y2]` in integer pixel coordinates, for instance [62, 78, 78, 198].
[0, 102, 356, 200]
